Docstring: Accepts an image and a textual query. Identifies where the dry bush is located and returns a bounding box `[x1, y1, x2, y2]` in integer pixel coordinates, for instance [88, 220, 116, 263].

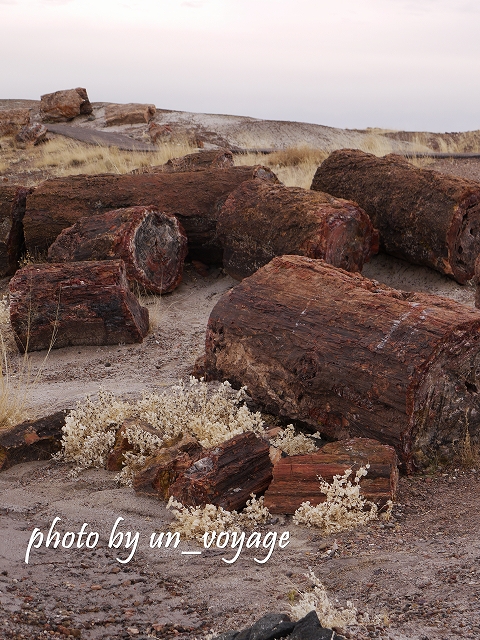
[234, 149, 324, 188]
[32, 136, 198, 177]
[293, 466, 392, 534]
[166, 494, 271, 540]
[290, 569, 387, 629]
[57, 378, 266, 482]
[270, 424, 320, 456]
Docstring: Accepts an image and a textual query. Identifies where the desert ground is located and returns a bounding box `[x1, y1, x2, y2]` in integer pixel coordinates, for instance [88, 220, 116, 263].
[1, 99, 480, 640]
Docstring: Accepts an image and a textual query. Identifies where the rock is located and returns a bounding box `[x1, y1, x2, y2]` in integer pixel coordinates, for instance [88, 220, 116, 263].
[168, 431, 273, 510]
[133, 435, 203, 499]
[147, 122, 174, 143]
[0, 412, 66, 471]
[47, 205, 188, 294]
[311, 149, 480, 284]
[0, 185, 32, 276]
[264, 437, 398, 514]
[289, 611, 334, 640]
[40, 88, 92, 122]
[15, 123, 48, 146]
[24, 166, 279, 262]
[243, 613, 294, 640]
[9, 259, 149, 353]
[104, 103, 156, 126]
[198, 255, 480, 472]
[162, 149, 234, 172]
[217, 179, 378, 279]
[106, 418, 164, 472]
[0, 108, 31, 135]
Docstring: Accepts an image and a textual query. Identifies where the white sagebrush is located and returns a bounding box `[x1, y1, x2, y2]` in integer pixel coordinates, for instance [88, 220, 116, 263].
[270, 424, 320, 456]
[57, 378, 266, 478]
[166, 494, 271, 541]
[293, 466, 381, 534]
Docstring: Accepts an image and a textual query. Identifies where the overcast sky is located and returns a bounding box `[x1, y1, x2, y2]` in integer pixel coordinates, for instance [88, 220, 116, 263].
[1, 0, 479, 132]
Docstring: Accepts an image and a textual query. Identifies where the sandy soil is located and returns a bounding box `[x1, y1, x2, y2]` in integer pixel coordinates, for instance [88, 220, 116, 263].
[1, 104, 480, 639]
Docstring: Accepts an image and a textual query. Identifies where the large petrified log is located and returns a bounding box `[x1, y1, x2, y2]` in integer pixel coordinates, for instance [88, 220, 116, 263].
[0, 412, 65, 471]
[162, 149, 234, 172]
[217, 179, 378, 279]
[104, 103, 156, 126]
[264, 438, 398, 514]
[24, 166, 278, 262]
[311, 149, 480, 284]
[198, 255, 480, 471]
[47, 206, 188, 294]
[9, 260, 149, 352]
[0, 185, 31, 276]
[168, 431, 273, 510]
[40, 88, 92, 122]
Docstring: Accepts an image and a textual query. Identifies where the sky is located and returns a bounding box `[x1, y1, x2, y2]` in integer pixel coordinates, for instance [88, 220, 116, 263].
[1, 0, 479, 132]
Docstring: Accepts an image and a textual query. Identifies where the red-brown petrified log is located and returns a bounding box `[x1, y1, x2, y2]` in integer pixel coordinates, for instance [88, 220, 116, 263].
[168, 431, 273, 510]
[311, 149, 480, 284]
[0, 185, 31, 276]
[264, 438, 398, 514]
[0, 412, 66, 471]
[160, 149, 234, 172]
[133, 435, 204, 499]
[47, 206, 188, 294]
[475, 255, 480, 309]
[198, 255, 480, 471]
[24, 166, 278, 263]
[9, 260, 149, 352]
[217, 179, 378, 279]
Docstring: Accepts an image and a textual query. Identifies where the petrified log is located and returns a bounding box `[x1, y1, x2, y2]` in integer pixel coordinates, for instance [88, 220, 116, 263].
[0, 412, 65, 472]
[162, 149, 234, 172]
[24, 166, 278, 263]
[40, 88, 92, 122]
[168, 431, 273, 510]
[106, 418, 164, 471]
[133, 435, 203, 499]
[105, 103, 156, 126]
[9, 260, 149, 353]
[311, 149, 480, 284]
[0, 185, 31, 277]
[217, 180, 378, 279]
[15, 123, 48, 146]
[264, 438, 398, 514]
[475, 256, 480, 309]
[0, 108, 30, 135]
[199, 255, 480, 471]
[47, 206, 188, 294]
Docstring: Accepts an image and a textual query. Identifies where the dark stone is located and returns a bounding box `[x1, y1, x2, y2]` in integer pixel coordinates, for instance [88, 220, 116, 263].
[289, 610, 334, 640]
[248, 613, 295, 640]
[212, 633, 239, 640]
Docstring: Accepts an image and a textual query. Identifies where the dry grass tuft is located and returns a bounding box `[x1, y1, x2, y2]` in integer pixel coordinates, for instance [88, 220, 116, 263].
[32, 136, 198, 177]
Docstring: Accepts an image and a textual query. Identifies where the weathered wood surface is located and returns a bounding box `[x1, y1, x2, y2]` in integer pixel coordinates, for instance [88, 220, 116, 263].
[0, 185, 31, 276]
[311, 149, 480, 284]
[48, 206, 188, 294]
[104, 103, 156, 126]
[168, 431, 273, 510]
[9, 260, 149, 352]
[133, 435, 203, 499]
[24, 166, 278, 263]
[264, 438, 398, 514]
[162, 149, 234, 172]
[217, 179, 378, 279]
[198, 255, 480, 471]
[0, 412, 65, 471]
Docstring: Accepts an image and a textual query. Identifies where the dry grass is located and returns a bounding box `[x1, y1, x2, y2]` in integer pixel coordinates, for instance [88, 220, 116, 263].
[32, 136, 198, 177]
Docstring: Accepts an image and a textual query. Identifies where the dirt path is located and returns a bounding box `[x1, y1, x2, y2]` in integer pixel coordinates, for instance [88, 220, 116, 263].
[44, 125, 158, 152]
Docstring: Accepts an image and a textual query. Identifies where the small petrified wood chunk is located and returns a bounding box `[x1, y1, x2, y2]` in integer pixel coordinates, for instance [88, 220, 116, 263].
[168, 431, 273, 510]
[104, 103, 156, 126]
[311, 149, 480, 283]
[9, 260, 149, 352]
[0, 412, 66, 471]
[106, 418, 165, 472]
[133, 435, 203, 499]
[24, 166, 278, 263]
[161, 149, 234, 172]
[217, 179, 379, 279]
[48, 206, 188, 294]
[264, 438, 398, 514]
[199, 255, 480, 471]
